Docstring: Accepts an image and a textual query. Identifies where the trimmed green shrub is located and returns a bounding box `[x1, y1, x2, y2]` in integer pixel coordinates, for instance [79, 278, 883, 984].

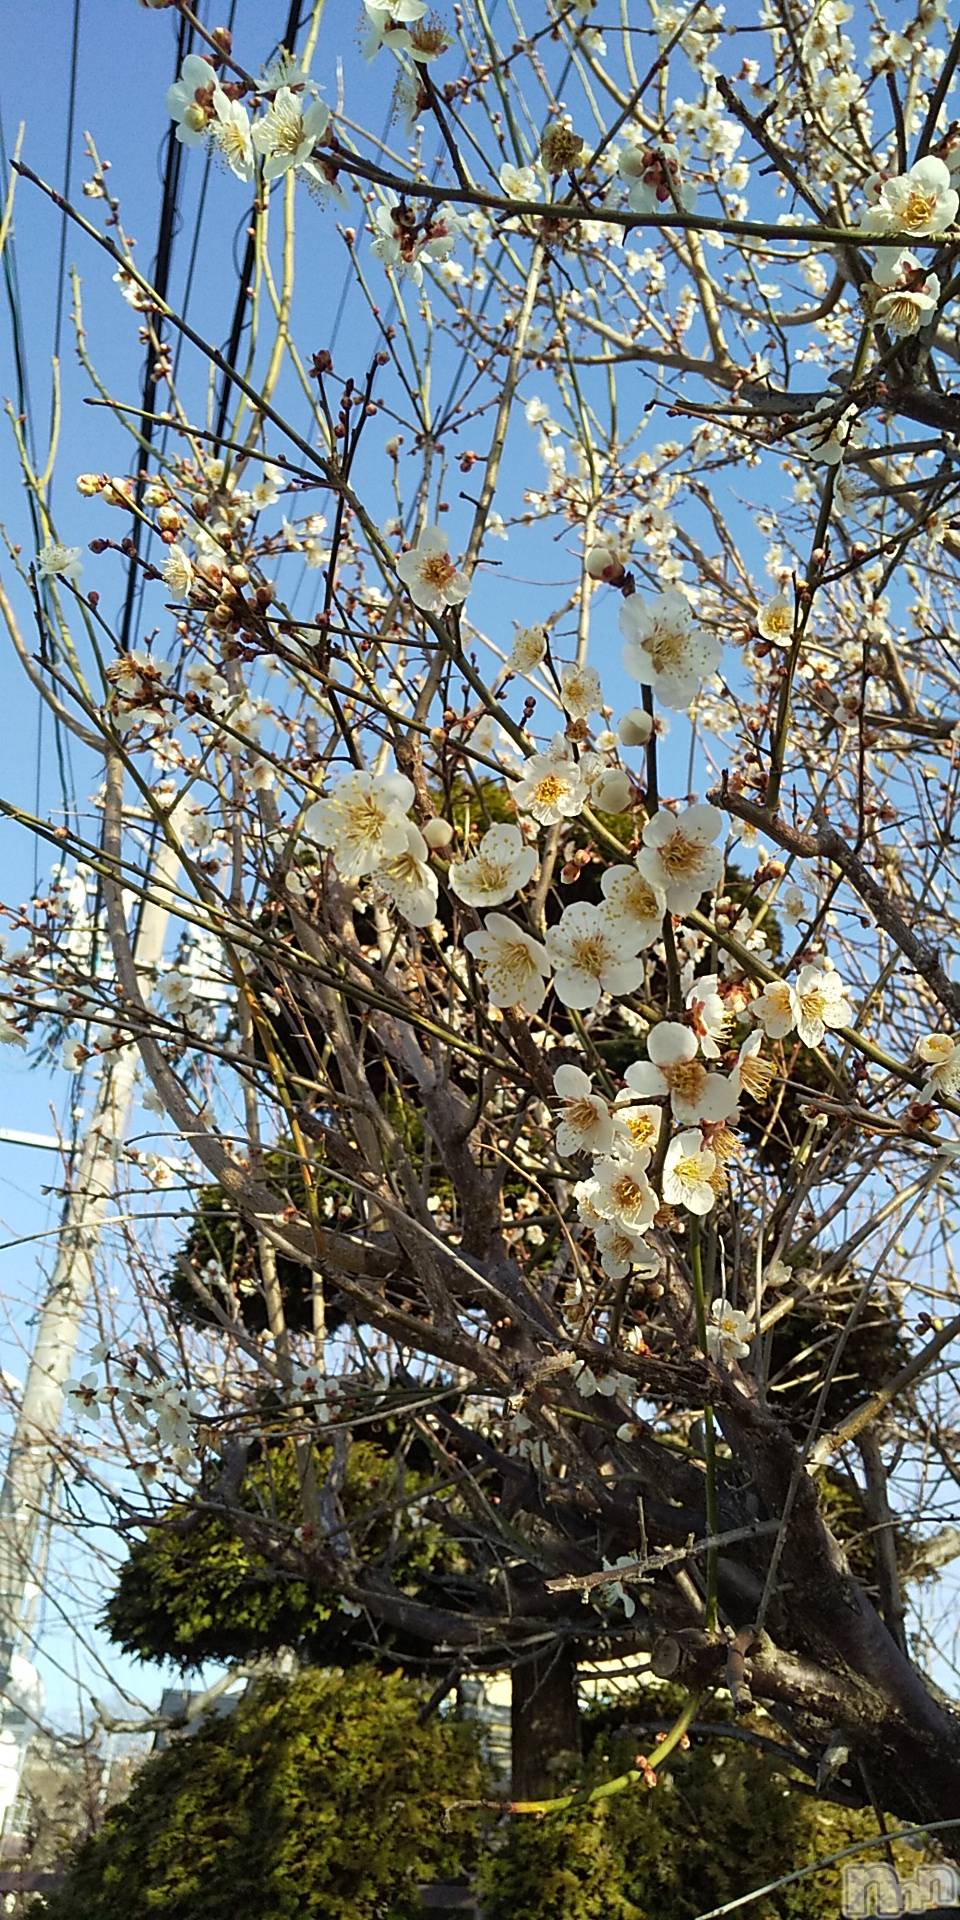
[38, 1667, 484, 1920]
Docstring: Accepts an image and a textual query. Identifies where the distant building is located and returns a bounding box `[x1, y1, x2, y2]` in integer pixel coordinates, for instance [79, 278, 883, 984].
[150, 1683, 244, 1751]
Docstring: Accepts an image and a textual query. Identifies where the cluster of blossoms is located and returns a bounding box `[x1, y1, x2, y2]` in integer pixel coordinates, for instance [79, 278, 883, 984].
[305, 768, 439, 928]
[60, 5, 960, 1585]
[440, 776, 860, 1377]
[371, 203, 467, 287]
[546, 940, 841, 1369]
[167, 41, 466, 283]
[869, 246, 941, 338]
[462, 805, 722, 1016]
[68, 1346, 206, 1483]
[361, 0, 450, 63]
[167, 53, 331, 186]
[852, 156, 953, 341]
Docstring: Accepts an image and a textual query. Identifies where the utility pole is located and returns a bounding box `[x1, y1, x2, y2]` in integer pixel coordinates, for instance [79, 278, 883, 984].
[0, 837, 179, 1831]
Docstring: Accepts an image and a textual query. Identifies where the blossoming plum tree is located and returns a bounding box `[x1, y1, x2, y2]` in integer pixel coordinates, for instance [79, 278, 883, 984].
[5, 0, 960, 1875]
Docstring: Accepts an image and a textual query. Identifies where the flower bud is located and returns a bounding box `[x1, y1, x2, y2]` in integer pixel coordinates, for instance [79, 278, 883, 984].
[585, 543, 625, 584]
[618, 706, 653, 747]
[103, 477, 135, 509]
[592, 768, 632, 812]
[76, 473, 105, 496]
[422, 817, 454, 850]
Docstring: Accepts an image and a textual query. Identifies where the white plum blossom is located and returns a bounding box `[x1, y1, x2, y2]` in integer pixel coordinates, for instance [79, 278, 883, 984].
[166, 53, 217, 146]
[449, 823, 537, 909]
[782, 886, 808, 926]
[0, 1009, 26, 1049]
[620, 587, 721, 710]
[594, 1221, 660, 1280]
[731, 1030, 775, 1102]
[252, 88, 330, 181]
[573, 1175, 604, 1229]
[162, 545, 193, 595]
[751, 978, 799, 1040]
[705, 1298, 752, 1364]
[463, 913, 551, 1013]
[685, 972, 729, 1059]
[499, 163, 541, 200]
[212, 92, 254, 180]
[590, 767, 632, 813]
[756, 596, 794, 646]
[590, 1150, 657, 1233]
[364, 0, 446, 59]
[574, 1365, 620, 1400]
[871, 245, 911, 287]
[873, 264, 941, 338]
[635, 803, 726, 914]
[559, 660, 603, 720]
[363, 3, 422, 59]
[508, 625, 548, 674]
[600, 862, 665, 950]
[625, 1022, 738, 1126]
[916, 1033, 960, 1100]
[250, 463, 283, 512]
[611, 1097, 661, 1160]
[662, 1129, 718, 1215]
[377, 823, 439, 927]
[618, 142, 696, 215]
[512, 738, 587, 825]
[553, 1063, 615, 1158]
[396, 525, 470, 612]
[599, 1554, 639, 1618]
[794, 962, 852, 1046]
[186, 659, 228, 704]
[258, 51, 310, 91]
[37, 542, 82, 584]
[545, 902, 646, 1010]
[585, 542, 627, 584]
[799, 398, 867, 466]
[305, 769, 414, 877]
[862, 156, 958, 239]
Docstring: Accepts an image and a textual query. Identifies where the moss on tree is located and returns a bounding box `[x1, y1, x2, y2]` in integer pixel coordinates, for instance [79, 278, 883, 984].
[105, 1437, 453, 1669]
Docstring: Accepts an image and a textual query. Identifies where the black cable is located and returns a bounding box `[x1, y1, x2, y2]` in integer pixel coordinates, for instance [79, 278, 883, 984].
[116, 8, 194, 657]
[212, 0, 303, 450]
[49, 0, 82, 463]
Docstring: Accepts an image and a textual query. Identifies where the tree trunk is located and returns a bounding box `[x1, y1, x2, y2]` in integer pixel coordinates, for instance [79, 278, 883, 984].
[511, 1644, 581, 1801]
